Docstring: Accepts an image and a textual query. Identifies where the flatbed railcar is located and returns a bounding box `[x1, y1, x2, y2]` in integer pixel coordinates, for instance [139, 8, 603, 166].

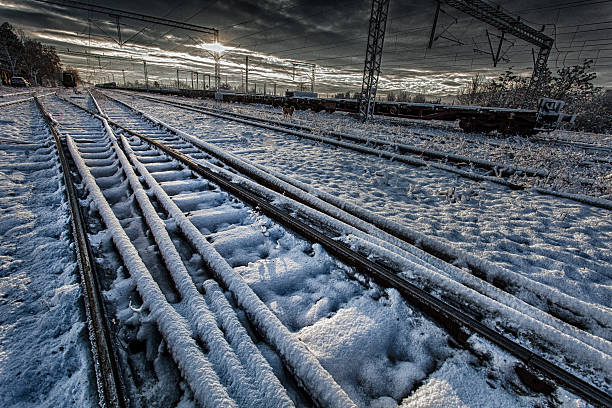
[97, 84, 573, 135]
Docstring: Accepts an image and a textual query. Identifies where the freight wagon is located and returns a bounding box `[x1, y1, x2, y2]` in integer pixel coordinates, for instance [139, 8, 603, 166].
[97, 84, 574, 135]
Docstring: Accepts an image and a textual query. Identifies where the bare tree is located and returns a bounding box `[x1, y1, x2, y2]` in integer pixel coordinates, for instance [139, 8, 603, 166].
[0, 22, 24, 76]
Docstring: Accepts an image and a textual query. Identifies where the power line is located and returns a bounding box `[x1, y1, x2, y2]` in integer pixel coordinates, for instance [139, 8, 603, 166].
[225, 0, 355, 44]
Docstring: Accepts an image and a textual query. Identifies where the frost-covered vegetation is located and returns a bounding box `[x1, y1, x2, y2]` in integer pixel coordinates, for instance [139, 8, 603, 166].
[456, 60, 612, 134]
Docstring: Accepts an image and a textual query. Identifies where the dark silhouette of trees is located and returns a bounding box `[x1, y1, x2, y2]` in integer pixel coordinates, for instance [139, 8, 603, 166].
[1, 22, 24, 77]
[1, 21, 62, 85]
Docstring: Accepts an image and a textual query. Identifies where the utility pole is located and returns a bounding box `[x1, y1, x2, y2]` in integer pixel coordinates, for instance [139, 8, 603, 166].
[196, 72, 199, 90]
[191, 72, 194, 89]
[428, 1, 441, 49]
[264, 83, 266, 95]
[288, 60, 316, 93]
[122, 69, 126, 86]
[143, 61, 148, 88]
[311, 65, 315, 92]
[358, 0, 390, 121]
[176, 69, 180, 89]
[245, 56, 249, 94]
[273, 83, 276, 96]
[114, 15, 122, 46]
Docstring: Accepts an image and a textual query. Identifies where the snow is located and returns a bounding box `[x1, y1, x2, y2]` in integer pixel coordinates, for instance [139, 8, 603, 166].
[6, 88, 603, 406]
[92, 90, 607, 404]
[64, 117, 237, 407]
[0, 101, 93, 407]
[139, 90, 612, 197]
[400, 378, 468, 408]
[97, 114, 294, 407]
[103, 92, 611, 342]
[108, 91, 611, 311]
[117, 130, 357, 407]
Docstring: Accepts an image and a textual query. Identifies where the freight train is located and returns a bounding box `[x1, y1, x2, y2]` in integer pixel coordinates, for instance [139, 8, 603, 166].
[96, 84, 574, 135]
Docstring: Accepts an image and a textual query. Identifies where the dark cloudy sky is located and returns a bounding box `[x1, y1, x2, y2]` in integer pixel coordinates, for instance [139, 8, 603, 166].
[1, 0, 611, 98]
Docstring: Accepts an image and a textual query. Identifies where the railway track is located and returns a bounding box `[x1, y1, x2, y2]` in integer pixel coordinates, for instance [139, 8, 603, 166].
[110, 88, 612, 173]
[94, 91, 612, 329]
[34, 96, 127, 408]
[92, 90, 612, 339]
[0, 91, 55, 108]
[102, 92, 612, 328]
[49, 90, 612, 406]
[107, 90, 612, 210]
[38, 94, 358, 407]
[391, 121, 612, 166]
[531, 135, 612, 156]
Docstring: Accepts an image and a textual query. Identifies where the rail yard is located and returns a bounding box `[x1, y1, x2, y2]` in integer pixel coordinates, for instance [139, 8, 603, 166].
[2, 0, 612, 406]
[1, 87, 610, 407]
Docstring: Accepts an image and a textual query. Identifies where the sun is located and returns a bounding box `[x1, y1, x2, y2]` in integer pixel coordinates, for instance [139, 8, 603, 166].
[198, 42, 232, 55]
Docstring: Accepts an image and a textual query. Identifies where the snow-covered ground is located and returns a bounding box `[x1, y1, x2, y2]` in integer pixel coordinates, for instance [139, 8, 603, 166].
[2, 90, 609, 407]
[159, 94, 612, 197]
[109, 91, 612, 310]
[0, 100, 93, 407]
[91, 91, 606, 406]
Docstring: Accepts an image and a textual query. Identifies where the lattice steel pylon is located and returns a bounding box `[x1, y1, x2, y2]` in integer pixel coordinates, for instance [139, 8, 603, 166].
[525, 45, 552, 107]
[358, 0, 391, 122]
[435, 0, 554, 108]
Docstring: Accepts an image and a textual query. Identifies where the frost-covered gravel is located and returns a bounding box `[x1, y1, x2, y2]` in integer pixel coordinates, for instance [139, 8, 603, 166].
[108, 91, 612, 311]
[0, 101, 93, 407]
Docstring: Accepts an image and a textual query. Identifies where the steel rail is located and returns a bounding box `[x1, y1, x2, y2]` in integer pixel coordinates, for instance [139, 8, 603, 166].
[531, 136, 612, 155]
[92, 91, 612, 335]
[0, 92, 57, 108]
[0, 90, 31, 98]
[133, 93, 551, 178]
[34, 96, 127, 408]
[0, 97, 33, 107]
[66, 94, 611, 407]
[113, 92, 525, 190]
[112, 91, 612, 210]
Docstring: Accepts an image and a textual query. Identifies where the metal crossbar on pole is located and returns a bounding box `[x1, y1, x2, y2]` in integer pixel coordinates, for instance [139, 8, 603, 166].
[434, 0, 554, 107]
[287, 60, 316, 93]
[359, 0, 390, 122]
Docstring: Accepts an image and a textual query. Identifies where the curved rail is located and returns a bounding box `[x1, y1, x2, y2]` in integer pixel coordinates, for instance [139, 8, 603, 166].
[34, 96, 127, 408]
[96, 90, 612, 337]
[112, 91, 612, 210]
[71, 93, 611, 407]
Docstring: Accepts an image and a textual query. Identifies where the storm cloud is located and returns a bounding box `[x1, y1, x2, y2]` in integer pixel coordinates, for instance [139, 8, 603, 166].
[1, 0, 610, 98]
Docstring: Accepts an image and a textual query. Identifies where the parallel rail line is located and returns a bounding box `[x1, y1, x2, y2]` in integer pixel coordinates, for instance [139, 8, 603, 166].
[34, 96, 127, 408]
[99, 91, 612, 338]
[69, 93, 612, 407]
[111, 91, 612, 211]
[45, 94, 354, 407]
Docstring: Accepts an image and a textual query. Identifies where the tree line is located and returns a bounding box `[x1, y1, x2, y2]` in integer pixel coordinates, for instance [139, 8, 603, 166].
[1, 22, 62, 86]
